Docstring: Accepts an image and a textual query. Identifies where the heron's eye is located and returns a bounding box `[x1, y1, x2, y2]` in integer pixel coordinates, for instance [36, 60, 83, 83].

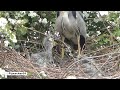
[56, 11, 60, 17]
[72, 11, 76, 19]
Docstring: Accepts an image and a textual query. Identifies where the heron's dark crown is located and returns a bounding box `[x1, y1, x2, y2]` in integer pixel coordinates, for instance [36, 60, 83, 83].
[71, 11, 76, 19]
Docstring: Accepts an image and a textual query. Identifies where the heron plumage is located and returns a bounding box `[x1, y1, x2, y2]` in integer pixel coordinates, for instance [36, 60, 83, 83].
[55, 11, 87, 58]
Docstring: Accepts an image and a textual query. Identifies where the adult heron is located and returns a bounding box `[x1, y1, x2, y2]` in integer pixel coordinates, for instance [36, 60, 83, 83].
[55, 11, 87, 59]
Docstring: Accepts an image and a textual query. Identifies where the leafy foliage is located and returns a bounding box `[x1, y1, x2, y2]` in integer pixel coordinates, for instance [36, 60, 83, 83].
[0, 11, 120, 53]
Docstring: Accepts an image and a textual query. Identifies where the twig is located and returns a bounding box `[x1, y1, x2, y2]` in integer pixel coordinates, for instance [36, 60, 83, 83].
[28, 28, 47, 37]
[17, 40, 41, 45]
[105, 55, 120, 72]
[89, 60, 106, 78]
[86, 42, 120, 56]
[86, 52, 120, 59]
[61, 57, 91, 78]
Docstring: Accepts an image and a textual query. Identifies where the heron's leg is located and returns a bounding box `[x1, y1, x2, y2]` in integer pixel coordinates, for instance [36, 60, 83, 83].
[61, 36, 65, 59]
[77, 35, 81, 58]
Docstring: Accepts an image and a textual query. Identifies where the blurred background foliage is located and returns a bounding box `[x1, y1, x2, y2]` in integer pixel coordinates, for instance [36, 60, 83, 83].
[0, 11, 120, 55]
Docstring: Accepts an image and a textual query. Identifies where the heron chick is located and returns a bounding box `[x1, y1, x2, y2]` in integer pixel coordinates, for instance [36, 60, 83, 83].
[55, 11, 87, 59]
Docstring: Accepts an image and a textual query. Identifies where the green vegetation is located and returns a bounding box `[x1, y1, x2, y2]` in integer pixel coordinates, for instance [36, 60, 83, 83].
[0, 11, 120, 53]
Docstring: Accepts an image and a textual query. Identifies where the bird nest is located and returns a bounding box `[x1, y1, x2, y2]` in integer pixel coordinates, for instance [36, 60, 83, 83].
[0, 47, 42, 79]
[0, 43, 120, 79]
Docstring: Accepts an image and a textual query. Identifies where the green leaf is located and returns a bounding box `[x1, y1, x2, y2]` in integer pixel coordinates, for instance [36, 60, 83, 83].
[5, 24, 12, 30]
[16, 25, 28, 36]
[20, 26, 27, 35]
[10, 33, 14, 39]
[113, 27, 120, 36]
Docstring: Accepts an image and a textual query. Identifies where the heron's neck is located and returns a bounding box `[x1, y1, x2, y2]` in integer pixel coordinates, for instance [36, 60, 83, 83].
[61, 13, 70, 25]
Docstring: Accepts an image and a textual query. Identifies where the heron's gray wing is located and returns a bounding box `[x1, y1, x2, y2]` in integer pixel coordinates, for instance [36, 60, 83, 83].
[76, 11, 87, 38]
[77, 11, 84, 18]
